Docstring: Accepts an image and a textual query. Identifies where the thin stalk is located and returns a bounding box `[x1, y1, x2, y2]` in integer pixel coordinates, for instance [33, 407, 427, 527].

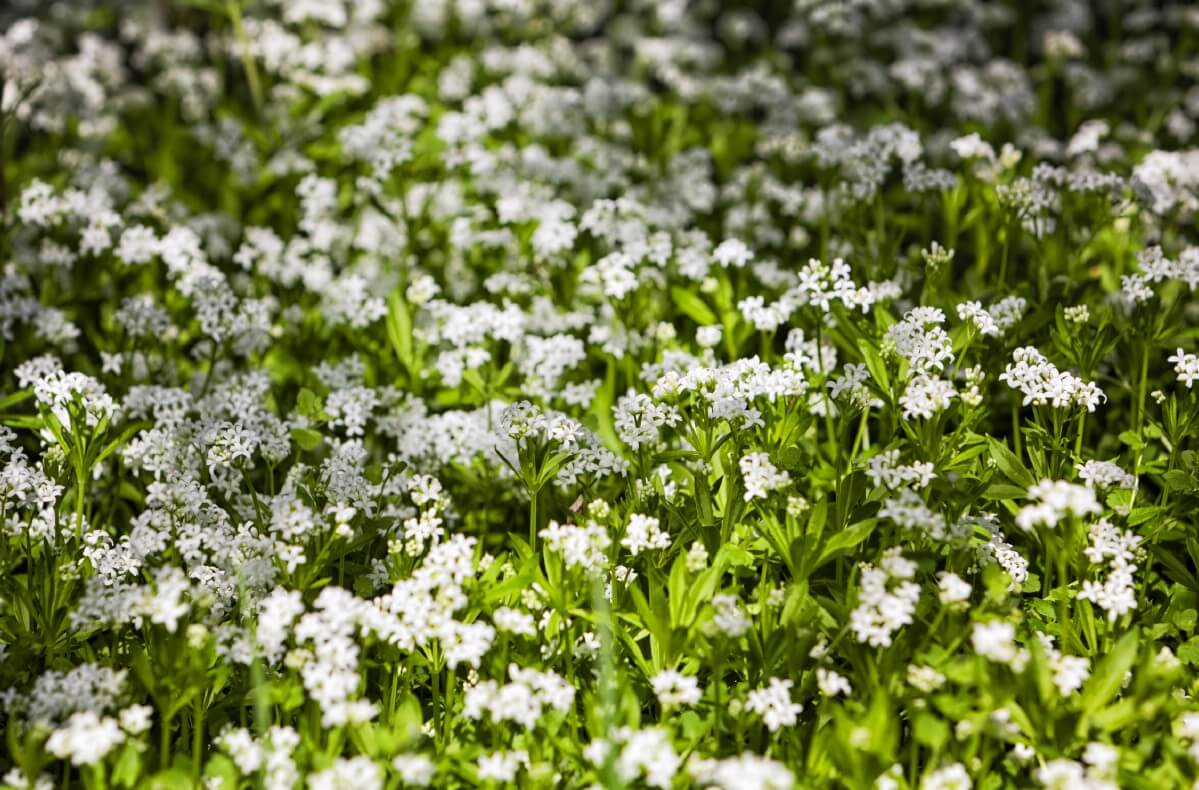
[1074, 413, 1086, 459]
[387, 661, 400, 721]
[1011, 404, 1022, 459]
[528, 485, 539, 549]
[226, 0, 264, 112]
[1136, 345, 1150, 438]
[159, 715, 172, 771]
[430, 652, 441, 740]
[192, 693, 205, 778]
[74, 470, 87, 541]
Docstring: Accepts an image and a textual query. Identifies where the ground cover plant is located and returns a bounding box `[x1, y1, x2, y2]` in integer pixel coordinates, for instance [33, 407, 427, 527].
[3, 0, 1199, 787]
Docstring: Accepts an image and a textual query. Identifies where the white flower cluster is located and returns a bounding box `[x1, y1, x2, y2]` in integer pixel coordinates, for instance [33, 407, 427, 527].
[1168, 348, 1199, 389]
[1078, 519, 1141, 622]
[5, 0, 1199, 786]
[850, 549, 921, 647]
[218, 726, 302, 790]
[1000, 347, 1105, 412]
[622, 513, 671, 556]
[462, 664, 575, 729]
[972, 621, 1028, 670]
[866, 450, 936, 489]
[1016, 480, 1102, 531]
[1075, 460, 1136, 490]
[746, 678, 803, 732]
[32, 369, 120, 433]
[740, 453, 791, 501]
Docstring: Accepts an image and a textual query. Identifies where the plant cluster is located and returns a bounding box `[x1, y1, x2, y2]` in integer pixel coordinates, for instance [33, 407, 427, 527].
[3, 0, 1199, 788]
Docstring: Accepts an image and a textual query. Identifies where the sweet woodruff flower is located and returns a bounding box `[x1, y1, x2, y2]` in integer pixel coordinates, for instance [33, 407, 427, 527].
[739, 452, 790, 501]
[4, 1, 1198, 786]
[850, 549, 920, 647]
[45, 711, 125, 765]
[1000, 347, 1105, 412]
[746, 678, 803, 732]
[650, 670, 702, 707]
[1015, 480, 1101, 531]
[32, 370, 119, 433]
[1169, 349, 1199, 388]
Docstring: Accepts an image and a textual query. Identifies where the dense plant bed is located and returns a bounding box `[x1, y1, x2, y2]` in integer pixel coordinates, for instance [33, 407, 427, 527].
[2, 1, 1199, 787]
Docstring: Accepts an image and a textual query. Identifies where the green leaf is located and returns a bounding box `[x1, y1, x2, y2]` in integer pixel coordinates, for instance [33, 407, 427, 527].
[0, 414, 43, 430]
[1178, 636, 1199, 665]
[1118, 430, 1144, 450]
[670, 287, 718, 325]
[681, 558, 728, 627]
[112, 741, 144, 788]
[1149, 546, 1197, 590]
[296, 388, 329, 422]
[202, 754, 239, 790]
[815, 520, 876, 568]
[94, 420, 150, 466]
[387, 289, 416, 374]
[1079, 627, 1138, 720]
[912, 711, 948, 750]
[859, 340, 890, 394]
[807, 498, 829, 545]
[668, 554, 689, 628]
[145, 767, 195, 789]
[986, 437, 1035, 489]
[290, 427, 323, 451]
[0, 389, 32, 411]
[715, 543, 754, 568]
[982, 484, 1027, 500]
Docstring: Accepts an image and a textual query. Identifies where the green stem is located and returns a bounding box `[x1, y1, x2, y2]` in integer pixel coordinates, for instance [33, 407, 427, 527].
[1074, 413, 1086, 461]
[192, 693, 205, 778]
[1011, 404, 1022, 460]
[387, 661, 400, 721]
[159, 715, 172, 771]
[1136, 345, 1150, 438]
[74, 470, 86, 541]
[529, 485, 539, 549]
[430, 650, 441, 741]
[226, 0, 264, 112]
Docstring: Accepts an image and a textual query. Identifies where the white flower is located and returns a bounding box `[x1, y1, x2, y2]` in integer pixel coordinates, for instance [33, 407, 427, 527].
[696, 325, 723, 348]
[907, 665, 945, 693]
[119, 704, 153, 735]
[493, 607, 536, 636]
[740, 453, 790, 501]
[950, 133, 995, 161]
[900, 375, 955, 420]
[936, 573, 972, 606]
[309, 757, 382, 790]
[746, 678, 802, 732]
[622, 513, 671, 556]
[392, 754, 436, 786]
[46, 711, 125, 765]
[709, 594, 751, 638]
[477, 750, 527, 782]
[816, 668, 852, 697]
[1016, 480, 1101, 531]
[613, 728, 680, 789]
[1000, 347, 1104, 412]
[713, 238, 754, 268]
[540, 520, 611, 572]
[972, 621, 1026, 669]
[1075, 460, 1135, 490]
[32, 370, 119, 433]
[921, 762, 971, 790]
[688, 753, 794, 790]
[1169, 348, 1199, 388]
[650, 670, 702, 707]
[850, 548, 920, 647]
